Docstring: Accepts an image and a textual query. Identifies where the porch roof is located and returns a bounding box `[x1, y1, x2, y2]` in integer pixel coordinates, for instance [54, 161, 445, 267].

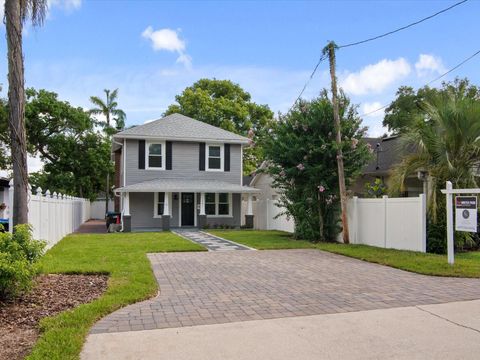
[115, 178, 261, 194]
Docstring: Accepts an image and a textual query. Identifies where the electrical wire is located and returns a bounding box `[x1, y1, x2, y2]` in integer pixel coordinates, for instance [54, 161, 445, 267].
[339, 0, 469, 49]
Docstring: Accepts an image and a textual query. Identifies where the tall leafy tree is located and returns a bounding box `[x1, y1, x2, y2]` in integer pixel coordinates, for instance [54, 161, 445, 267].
[164, 79, 274, 174]
[263, 92, 371, 242]
[384, 78, 480, 134]
[89, 89, 126, 213]
[5, 0, 47, 226]
[24, 89, 113, 200]
[390, 92, 480, 217]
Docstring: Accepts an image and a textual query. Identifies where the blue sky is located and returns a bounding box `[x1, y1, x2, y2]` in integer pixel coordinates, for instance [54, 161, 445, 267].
[1, 0, 479, 142]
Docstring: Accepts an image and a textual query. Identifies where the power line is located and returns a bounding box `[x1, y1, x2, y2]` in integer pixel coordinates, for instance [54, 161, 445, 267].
[339, 0, 469, 49]
[359, 47, 480, 118]
[289, 53, 328, 112]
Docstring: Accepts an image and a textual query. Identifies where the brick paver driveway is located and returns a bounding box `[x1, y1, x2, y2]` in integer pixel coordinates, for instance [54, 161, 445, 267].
[92, 249, 480, 333]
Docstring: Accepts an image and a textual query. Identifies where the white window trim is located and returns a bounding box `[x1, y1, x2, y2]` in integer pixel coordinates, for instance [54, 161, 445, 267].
[205, 193, 233, 218]
[146, 140, 166, 170]
[206, 143, 224, 172]
[153, 192, 171, 218]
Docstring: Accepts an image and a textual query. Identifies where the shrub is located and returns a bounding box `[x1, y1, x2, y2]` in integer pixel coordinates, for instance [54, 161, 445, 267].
[0, 224, 46, 299]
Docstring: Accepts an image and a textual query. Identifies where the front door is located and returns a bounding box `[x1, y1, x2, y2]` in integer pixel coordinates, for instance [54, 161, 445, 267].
[181, 193, 195, 226]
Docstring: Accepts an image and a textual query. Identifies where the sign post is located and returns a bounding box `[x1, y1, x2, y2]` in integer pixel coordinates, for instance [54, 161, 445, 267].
[445, 181, 454, 264]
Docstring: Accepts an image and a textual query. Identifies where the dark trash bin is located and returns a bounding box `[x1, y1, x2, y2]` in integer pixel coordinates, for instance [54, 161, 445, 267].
[105, 212, 121, 230]
[0, 218, 9, 233]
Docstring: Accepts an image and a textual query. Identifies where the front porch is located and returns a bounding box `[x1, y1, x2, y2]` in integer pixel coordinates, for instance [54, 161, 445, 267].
[115, 178, 259, 232]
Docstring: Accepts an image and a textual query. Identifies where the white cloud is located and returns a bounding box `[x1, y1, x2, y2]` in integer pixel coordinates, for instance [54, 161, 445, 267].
[341, 58, 411, 96]
[415, 54, 446, 77]
[142, 26, 192, 69]
[48, 0, 82, 12]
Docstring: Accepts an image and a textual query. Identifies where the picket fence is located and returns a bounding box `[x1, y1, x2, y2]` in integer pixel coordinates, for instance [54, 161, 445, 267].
[8, 184, 91, 249]
[246, 195, 427, 253]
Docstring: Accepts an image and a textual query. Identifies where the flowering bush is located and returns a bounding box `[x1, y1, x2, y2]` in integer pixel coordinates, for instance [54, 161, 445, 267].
[263, 92, 372, 241]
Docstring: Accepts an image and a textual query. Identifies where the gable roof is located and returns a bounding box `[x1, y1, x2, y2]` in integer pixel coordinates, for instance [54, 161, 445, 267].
[114, 113, 250, 144]
[363, 136, 413, 175]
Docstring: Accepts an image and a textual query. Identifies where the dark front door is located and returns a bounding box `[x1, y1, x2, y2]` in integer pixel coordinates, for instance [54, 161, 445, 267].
[181, 193, 195, 226]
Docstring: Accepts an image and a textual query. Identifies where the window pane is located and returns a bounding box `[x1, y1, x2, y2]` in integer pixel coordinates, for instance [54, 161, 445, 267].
[149, 143, 162, 155]
[218, 203, 229, 215]
[205, 193, 216, 203]
[208, 157, 221, 169]
[219, 193, 228, 203]
[158, 192, 165, 202]
[209, 146, 220, 157]
[157, 203, 164, 216]
[149, 155, 162, 168]
[205, 203, 216, 215]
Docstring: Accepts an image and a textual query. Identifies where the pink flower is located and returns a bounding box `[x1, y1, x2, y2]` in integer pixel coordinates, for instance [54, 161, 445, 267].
[318, 185, 325, 192]
[248, 138, 256, 147]
[296, 163, 305, 171]
[279, 170, 286, 177]
[248, 128, 255, 138]
[351, 138, 359, 149]
[366, 143, 374, 153]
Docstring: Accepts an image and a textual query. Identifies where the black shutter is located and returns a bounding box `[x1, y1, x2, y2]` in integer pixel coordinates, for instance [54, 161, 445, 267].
[199, 142, 205, 171]
[166, 141, 172, 170]
[224, 144, 230, 172]
[139, 140, 145, 169]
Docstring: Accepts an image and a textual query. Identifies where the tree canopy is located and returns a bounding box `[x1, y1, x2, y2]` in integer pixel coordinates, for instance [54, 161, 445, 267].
[383, 78, 480, 134]
[263, 91, 371, 242]
[164, 78, 274, 173]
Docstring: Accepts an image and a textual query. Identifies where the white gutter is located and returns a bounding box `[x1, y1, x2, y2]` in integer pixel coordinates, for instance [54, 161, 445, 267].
[114, 134, 249, 145]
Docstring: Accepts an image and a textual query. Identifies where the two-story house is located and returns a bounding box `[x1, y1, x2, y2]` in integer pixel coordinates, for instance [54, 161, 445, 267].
[112, 113, 259, 232]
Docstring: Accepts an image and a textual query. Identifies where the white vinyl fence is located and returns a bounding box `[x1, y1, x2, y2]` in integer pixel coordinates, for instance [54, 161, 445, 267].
[247, 194, 426, 252]
[8, 184, 91, 249]
[345, 195, 427, 252]
[90, 199, 115, 219]
[243, 199, 295, 233]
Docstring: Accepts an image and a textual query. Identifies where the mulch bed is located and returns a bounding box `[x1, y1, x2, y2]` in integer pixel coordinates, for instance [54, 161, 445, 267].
[0, 274, 108, 360]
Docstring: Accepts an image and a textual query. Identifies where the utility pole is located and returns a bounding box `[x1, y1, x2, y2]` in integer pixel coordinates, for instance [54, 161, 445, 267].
[325, 41, 350, 244]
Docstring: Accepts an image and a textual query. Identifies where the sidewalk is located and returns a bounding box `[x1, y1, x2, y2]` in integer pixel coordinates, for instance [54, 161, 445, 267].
[82, 299, 480, 360]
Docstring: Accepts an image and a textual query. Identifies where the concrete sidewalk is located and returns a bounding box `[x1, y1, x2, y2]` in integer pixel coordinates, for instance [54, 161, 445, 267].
[82, 299, 480, 360]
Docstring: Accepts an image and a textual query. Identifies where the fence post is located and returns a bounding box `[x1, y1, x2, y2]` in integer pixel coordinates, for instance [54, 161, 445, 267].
[352, 196, 358, 244]
[419, 194, 427, 252]
[446, 181, 454, 264]
[383, 195, 388, 248]
[36, 187, 42, 240]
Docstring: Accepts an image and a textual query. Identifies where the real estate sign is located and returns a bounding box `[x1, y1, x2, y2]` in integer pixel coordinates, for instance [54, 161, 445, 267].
[455, 196, 478, 232]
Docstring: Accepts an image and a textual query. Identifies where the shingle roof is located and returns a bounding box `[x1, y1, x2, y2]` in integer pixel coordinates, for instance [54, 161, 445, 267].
[363, 136, 414, 175]
[115, 178, 260, 193]
[114, 113, 250, 144]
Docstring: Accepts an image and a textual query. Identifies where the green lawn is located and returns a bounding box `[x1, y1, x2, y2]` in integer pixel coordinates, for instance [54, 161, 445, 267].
[29, 232, 205, 360]
[209, 230, 316, 249]
[209, 230, 480, 278]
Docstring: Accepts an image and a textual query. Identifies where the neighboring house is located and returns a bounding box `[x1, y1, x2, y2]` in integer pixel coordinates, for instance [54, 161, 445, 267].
[0, 178, 10, 231]
[112, 113, 259, 232]
[351, 136, 424, 197]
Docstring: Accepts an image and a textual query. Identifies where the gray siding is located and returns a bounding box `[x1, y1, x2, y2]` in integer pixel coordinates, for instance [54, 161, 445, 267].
[125, 140, 242, 186]
[129, 192, 242, 230]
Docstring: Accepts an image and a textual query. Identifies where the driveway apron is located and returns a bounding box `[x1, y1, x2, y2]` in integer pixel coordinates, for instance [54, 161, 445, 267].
[173, 229, 252, 251]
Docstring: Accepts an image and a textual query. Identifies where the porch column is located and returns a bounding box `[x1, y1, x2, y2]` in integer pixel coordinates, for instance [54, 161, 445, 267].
[198, 192, 207, 229]
[122, 192, 131, 232]
[245, 193, 254, 229]
[162, 192, 171, 231]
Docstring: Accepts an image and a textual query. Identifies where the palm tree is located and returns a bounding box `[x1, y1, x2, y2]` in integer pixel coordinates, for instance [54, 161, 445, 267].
[89, 89, 126, 215]
[5, 0, 47, 227]
[389, 92, 480, 220]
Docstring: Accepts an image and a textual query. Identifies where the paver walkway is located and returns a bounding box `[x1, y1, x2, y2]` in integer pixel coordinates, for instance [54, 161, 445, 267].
[74, 220, 106, 233]
[173, 229, 252, 251]
[91, 249, 480, 334]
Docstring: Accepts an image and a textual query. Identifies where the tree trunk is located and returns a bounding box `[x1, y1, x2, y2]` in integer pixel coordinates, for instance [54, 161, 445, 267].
[327, 42, 350, 244]
[5, 0, 29, 227]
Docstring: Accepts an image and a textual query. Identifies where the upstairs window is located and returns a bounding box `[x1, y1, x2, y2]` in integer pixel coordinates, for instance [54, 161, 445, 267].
[147, 142, 165, 169]
[206, 144, 223, 171]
